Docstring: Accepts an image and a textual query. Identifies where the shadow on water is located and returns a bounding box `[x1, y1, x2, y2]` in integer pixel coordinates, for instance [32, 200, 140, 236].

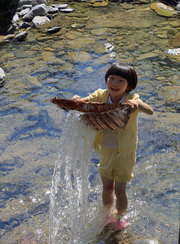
[0, 1, 179, 243]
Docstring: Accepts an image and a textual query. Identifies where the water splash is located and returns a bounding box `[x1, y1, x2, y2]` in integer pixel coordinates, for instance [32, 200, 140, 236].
[49, 111, 102, 243]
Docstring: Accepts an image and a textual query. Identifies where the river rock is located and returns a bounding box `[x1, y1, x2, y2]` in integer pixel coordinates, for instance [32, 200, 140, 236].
[18, 8, 31, 17]
[3, 34, 15, 42]
[48, 7, 59, 14]
[60, 8, 74, 13]
[15, 31, 28, 41]
[55, 4, 68, 9]
[22, 4, 49, 21]
[32, 16, 50, 27]
[150, 2, 175, 17]
[47, 26, 61, 34]
[0, 68, 5, 87]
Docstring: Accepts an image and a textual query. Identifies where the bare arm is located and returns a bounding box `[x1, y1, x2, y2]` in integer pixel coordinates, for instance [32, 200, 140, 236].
[71, 95, 89, 102]
[127, 99, 153, 115]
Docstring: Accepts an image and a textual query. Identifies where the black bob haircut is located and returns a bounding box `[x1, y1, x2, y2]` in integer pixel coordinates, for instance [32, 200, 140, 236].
[105, 63, 138, 92]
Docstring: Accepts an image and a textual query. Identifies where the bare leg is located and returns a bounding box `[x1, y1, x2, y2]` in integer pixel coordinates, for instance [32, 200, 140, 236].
[101, 176, 114, 211]
[115, 181, 127, 217]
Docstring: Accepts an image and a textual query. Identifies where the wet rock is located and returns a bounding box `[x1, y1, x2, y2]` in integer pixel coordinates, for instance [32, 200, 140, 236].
[32, 16, 50, 27]
[47, 26, 61, 34]
[0, 68, 6, 87]
[48, 7, 59, 14]
[71, 23, 86, 29]
[15, 31, 28, 41]
[150, 2, 175, 17]
[60, 8, 74, 13]
[3, 34, 15, 42]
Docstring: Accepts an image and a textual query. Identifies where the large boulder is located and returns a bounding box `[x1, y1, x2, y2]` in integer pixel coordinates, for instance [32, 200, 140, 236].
[0, 0, 19, 34]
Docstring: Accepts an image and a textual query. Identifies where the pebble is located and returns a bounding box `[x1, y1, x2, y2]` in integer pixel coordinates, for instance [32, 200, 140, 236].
[60, 8, 74, 13]
[47, 26, 61, 34]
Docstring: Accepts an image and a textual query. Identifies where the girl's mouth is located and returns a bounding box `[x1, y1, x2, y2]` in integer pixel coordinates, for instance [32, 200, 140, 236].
[111, 87, 119, 92]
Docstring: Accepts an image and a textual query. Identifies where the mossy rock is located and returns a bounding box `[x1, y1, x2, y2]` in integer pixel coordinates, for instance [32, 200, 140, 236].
[90, 0, 109, 7]
[150, 2, 175, 17]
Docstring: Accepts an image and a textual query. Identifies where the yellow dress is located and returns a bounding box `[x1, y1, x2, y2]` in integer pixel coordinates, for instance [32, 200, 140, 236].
[88, 89, 141, 182]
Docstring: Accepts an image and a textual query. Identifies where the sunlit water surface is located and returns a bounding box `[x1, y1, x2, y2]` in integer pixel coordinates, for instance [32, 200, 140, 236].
[0, 1, 179, 243]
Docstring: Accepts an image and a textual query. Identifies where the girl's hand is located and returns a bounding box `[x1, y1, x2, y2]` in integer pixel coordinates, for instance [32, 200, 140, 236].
[127, 99, 138, 113]
[71, 95, 81, 101]
[127, 99, 153, 115]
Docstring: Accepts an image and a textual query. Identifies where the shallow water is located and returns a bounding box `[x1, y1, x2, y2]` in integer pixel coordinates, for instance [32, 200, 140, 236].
[0, 1, 179, 243]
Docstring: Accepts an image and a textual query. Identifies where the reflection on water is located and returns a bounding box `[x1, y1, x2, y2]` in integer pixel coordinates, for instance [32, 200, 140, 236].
[0, 1, 179, 243]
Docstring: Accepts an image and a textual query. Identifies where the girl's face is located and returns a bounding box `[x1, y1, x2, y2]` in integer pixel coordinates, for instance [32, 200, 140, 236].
[106, 75, 129, 102]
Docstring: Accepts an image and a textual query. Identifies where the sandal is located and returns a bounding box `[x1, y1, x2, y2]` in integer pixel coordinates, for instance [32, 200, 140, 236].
[113, 217, 128, 231]
[103, 215, 116, 229]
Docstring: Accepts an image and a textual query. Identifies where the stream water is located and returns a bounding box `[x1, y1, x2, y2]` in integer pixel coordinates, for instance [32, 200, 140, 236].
[0, 1, 179, 243]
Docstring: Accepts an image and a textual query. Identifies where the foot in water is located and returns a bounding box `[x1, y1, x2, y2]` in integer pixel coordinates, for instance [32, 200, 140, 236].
[103, 215, 116, 229]
[112, 216, 128, 232]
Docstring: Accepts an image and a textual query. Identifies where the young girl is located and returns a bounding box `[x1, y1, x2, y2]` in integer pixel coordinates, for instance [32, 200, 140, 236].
[72, 62, 153, 231]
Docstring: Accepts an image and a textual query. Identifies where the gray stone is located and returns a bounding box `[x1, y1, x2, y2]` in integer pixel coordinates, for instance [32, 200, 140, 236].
[60, 8, 74, 13]
[22, 12, 34, 22]
[55, 4, 68, 9]
[176, 3, 180, 11]
[22, 4, 49, 21]
[22, 5, 33, 9]
[31, 4, 49, 16]
[18, 8, 31, 17]
[32, 16, 50, 27]
[0, 68, 5, 87]
[48, 7, 59, 14]
[47, 26, 61, 34]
